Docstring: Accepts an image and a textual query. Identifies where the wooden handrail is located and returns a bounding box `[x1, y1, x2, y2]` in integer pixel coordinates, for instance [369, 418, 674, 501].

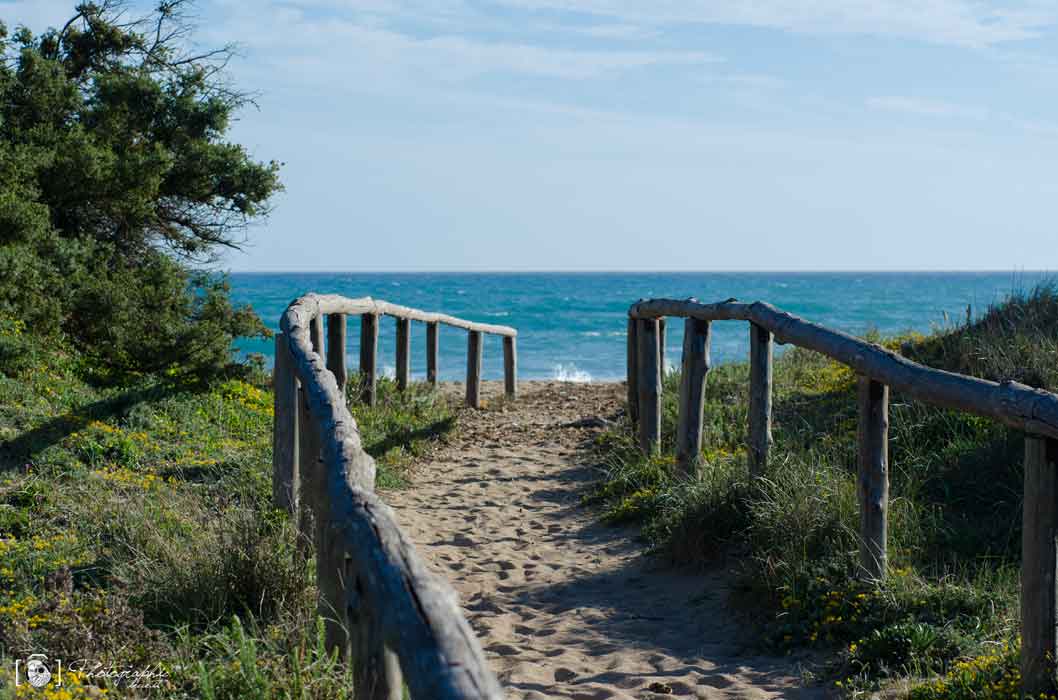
[629, 298, 1058, 439]
[273, 293, 507, 699]
[628, 296, 1058, 697]
[300, 294, 517, 336]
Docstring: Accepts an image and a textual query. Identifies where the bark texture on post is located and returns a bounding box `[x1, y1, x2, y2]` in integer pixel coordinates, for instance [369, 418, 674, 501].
[326, 314, 348, 397]
[636, 318, 661, 455]
[627, 317, 639, 426]
[857, 377, 889, 580]
[395, 317, 411, 391]
[503, 335, 517, 399]
[426, 321, 439, 386]
[310, 315, 325, 357]
[676, 318, 711, 475]
[1022, 435, 1058, 698]
[296, 386, 321, 559]
[280, 293, 504, 698]
[658, 317, 667, 376]
[748, 323, 774, 477]
[359, 313, 379, 406]
[466, 331, 483, 409]
[272, 333, 299, 513]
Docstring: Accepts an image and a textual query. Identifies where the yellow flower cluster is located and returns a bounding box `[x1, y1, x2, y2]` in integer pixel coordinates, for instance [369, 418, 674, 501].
[701, 445, 745, 463]
[220, 380, 271, 413]
[801, 588, 872, 642]
[0, 593, 37, 618]
[1, 532, 84, 559]
[92, 465, 162, 490]
[909, 643, 1046, 700]
[811, 361, 856, 394]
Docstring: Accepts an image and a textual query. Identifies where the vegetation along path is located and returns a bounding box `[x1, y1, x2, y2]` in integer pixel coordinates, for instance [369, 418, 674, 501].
[385, 381, 825, 700]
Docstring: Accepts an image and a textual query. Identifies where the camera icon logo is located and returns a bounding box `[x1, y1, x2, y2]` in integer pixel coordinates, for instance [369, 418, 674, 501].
[14, 654, 61, 689]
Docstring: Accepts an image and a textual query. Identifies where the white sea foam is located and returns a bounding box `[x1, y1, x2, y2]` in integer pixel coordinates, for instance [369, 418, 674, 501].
[484, 311, 510, 317]
[582, 331, 601, 337]
[552, 363, 593, 383]
[382, 364, 396, 380]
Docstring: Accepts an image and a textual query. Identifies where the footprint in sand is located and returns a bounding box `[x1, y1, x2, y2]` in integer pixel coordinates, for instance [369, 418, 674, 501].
[383, 382, 826, 700]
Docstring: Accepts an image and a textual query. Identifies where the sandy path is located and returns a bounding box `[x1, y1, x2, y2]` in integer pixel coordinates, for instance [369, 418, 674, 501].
[385, 381, 826, 700]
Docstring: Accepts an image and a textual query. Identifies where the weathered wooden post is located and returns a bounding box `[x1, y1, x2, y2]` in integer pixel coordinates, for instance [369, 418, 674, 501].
[426, 321, 439, 386]
[857, 377, 889, 580]
[395, 317, 411, 391]
[310, 315, 324, 357]
[310, 447, 344, 659]
[296, 385, 321, 559]
[466, 330, 483, 408]
[658, 317, 667, 376]
[345, 555, 404, 699]
[503, 335, 517, 399]
[326, 314, 347, 397]
[359, 313, 379, 406]
[272, 333, 299, 513]
[676, 317, 711, 475]
[636, 318, 661, 455]
[1022, 435, 1058, 697]
[748, 323, 774, 477]
[627, 316, 639, 426]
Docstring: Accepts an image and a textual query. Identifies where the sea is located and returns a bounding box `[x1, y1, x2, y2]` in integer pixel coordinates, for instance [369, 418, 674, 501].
[229, 272, 1051, 383]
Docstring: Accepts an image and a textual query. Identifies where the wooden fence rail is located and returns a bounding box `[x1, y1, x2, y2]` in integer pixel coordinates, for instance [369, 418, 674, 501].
[273, 294, 513, 699]
[627, 297, 1058, 698]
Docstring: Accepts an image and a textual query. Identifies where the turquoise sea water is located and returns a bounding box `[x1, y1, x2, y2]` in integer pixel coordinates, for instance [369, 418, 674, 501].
[230, 272, 1049, 382]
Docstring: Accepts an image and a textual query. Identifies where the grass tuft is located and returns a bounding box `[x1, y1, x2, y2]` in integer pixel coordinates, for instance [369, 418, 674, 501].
[592, 284, 1058, 695]
[0, 324, 454, 697]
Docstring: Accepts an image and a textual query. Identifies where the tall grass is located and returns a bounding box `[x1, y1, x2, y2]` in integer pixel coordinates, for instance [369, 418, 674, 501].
[591, 284, 1058, 694]
[0, 325, 454, 698]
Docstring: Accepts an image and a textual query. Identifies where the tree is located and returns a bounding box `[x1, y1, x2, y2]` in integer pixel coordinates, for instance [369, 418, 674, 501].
[0, 1, 281, 379]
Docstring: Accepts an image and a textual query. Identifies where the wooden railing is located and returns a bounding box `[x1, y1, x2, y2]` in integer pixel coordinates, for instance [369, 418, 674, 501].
[627, 297, 1058, 698]
[317, 296, 518, 408]
[272, 294, 512, 699]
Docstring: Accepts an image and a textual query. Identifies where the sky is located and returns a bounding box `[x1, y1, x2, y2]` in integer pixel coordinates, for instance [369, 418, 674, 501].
[3, 0, 1058, 271]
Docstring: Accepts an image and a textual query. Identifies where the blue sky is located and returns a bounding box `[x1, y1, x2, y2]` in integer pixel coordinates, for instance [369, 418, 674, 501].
[4, 0, 1058, 271]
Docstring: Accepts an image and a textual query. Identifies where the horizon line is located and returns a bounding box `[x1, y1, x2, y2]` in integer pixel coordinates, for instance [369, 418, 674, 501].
[222, 268, 1054, 274]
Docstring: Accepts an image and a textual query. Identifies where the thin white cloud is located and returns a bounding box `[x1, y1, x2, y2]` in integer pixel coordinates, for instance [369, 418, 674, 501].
[577, 23, 657, 40]
[492, 0, 1058, 47]
[214, 7, 719, 84]
[867, 96, 989, 119]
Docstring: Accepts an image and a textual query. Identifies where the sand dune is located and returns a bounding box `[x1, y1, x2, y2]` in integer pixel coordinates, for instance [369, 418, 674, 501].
[385, 381, 827, 699]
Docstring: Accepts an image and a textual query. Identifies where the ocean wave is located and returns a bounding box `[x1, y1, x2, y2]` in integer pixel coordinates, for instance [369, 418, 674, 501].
[581, 331, 601, 337]
[382, 364, 396, 380]
[552, 363, 592, 383]
[484, 311, 510, 317]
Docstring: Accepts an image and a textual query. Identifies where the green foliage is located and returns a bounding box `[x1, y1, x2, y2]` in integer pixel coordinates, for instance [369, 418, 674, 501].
[350, 375, 456, 488]
[0, 336, 454, 697]
[0, 2, 280, 380]
[592, 287, 1058, 694]
[906, 643, 1037, 700]
[905, 282, 1058, 391]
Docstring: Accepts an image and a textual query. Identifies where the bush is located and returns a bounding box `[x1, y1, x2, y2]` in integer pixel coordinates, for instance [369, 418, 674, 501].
[0, 3, 280, 381]
[591, 286, 1057, 692]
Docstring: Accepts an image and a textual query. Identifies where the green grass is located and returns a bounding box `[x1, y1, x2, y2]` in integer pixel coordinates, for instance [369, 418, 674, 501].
[0, 320, 455, 698]
[590, 284, 1058, 698]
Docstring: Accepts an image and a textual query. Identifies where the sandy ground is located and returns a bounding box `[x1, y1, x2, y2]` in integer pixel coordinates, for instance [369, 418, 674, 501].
[385, 381, 827, 700]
